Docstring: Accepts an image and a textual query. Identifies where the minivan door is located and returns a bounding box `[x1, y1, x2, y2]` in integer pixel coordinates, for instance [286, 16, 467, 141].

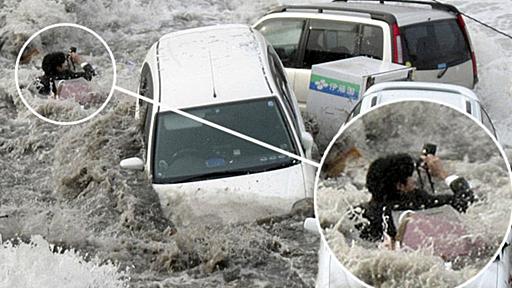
[297, 20, 385, 106]
[257, 18, 385, 107]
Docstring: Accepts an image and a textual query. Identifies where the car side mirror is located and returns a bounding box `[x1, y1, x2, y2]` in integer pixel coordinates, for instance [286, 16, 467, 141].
[301, 131, 314, 153]
[120, 157, 144, 171]
[303, 217, 320, 235]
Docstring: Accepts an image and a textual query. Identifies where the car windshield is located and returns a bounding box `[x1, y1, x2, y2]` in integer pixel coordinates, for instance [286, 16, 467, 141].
[152, 97, 299, 184]
[402, 19, 471, 70]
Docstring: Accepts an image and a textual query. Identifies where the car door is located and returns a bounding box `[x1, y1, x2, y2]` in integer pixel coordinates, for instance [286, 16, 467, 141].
[256, 16, 388, 107]
[300, 20, 386, 104]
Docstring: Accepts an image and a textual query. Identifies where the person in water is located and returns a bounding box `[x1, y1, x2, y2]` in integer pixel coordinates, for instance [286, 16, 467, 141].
[35, 49, 96, 97]
[353, 153, 475, 247]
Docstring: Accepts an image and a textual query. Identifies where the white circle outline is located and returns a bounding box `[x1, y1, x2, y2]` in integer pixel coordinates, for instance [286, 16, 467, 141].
[14, 22, 117, 126]
[313, 98, 512, 288]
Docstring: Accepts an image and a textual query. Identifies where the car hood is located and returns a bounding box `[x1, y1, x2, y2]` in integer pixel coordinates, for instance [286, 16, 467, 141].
[152, 164, 307, 226]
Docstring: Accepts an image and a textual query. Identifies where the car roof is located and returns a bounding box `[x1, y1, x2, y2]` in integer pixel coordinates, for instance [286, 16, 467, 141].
[362, 82, 480, 114]
[267, 1, 457, 26]
[364, 81, 479, 101]
[156, 24, 273, 111]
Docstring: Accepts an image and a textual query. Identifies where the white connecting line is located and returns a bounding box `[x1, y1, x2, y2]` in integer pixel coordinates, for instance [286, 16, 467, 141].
[114, 85, 321, 168]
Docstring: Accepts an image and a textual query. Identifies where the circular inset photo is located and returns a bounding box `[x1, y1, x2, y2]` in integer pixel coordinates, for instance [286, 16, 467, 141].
[15, 23, 116, 125]
[315, 100, 512, 287]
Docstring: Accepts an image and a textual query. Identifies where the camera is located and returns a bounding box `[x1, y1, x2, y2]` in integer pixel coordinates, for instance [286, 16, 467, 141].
[66, 46, 97, 79]
[67, 47, 77, 60]
[418, 143, 437, 167]
[416, 143, 437, 193]
[421, 143, 437, 156]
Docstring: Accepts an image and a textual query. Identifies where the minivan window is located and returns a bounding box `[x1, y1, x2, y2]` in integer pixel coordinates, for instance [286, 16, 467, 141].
[304, 20, 383, 68]
[402, 19, 471, 70]
[152, 98, 298, 184]
[360, 25, 384, 59]
[257, 19, 306, 68]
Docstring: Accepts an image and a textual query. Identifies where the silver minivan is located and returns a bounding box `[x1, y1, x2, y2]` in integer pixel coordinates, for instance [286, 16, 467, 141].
[254, 0, 478, 105]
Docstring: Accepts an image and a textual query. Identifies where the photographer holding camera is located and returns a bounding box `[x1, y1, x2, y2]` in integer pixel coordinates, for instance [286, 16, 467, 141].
[352, 146, 475, 248]
[35, 47, 96, 97]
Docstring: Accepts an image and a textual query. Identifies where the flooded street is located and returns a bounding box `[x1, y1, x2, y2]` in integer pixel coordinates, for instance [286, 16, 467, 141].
[1, 0, 512, 287]
[1, 0, 319, 287]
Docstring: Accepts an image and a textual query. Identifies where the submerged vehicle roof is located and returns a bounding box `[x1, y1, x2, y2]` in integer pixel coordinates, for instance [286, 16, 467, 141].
[156, 24, 273, 111]
[364, 81, 479, 102]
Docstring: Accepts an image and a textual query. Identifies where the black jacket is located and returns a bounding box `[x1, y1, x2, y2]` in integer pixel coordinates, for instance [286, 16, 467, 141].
[354, 177, 474, 242]
[36, 63, 95, 95]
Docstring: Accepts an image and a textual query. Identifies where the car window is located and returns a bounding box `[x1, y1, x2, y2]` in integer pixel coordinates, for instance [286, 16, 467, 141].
[268, 46, 301, 140]
[370, 96, 378, 107]
[352, 100, 362, 116]
[465, 101, 472, 114]
[480, 106, 497, 138]
[152, 98, 299, 184]
[304, 20, 383, 68]
[360, 25, 384, 59]
[401, 19, 471, 70]
[256, 19, 306, 68]
[346, 99, 363, 122]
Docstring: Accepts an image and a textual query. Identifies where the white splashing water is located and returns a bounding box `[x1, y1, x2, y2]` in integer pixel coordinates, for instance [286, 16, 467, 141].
[0, 235, 128, 288]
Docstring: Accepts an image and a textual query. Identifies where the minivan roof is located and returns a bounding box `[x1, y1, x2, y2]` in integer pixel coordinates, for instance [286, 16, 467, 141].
[156, 24, 272, 111]
[268, 1, 456, 26]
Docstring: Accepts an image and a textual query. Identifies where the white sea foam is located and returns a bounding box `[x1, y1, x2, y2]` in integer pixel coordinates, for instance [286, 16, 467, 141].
[0, 235, 128, 288]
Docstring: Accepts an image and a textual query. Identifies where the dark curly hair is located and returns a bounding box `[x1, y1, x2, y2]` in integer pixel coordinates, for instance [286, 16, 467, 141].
[366, 153, 415, 201]
[41, 52, 67, 77]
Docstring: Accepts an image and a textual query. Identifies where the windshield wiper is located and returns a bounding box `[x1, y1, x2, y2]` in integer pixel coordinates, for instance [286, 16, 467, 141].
[158, 159, 299, 184]
[175, 169, 252, 183]
[437, 66, 449, 78]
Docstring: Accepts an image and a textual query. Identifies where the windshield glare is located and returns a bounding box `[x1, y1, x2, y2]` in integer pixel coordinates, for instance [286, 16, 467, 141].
[152, 97, 298, 184]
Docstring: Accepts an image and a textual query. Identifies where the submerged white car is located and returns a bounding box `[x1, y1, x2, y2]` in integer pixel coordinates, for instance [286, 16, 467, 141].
[120, 24, 315, 222]
[309, 81, 501, 287]
[311, 225, 511, 288]
[466, 229, 512, 288]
